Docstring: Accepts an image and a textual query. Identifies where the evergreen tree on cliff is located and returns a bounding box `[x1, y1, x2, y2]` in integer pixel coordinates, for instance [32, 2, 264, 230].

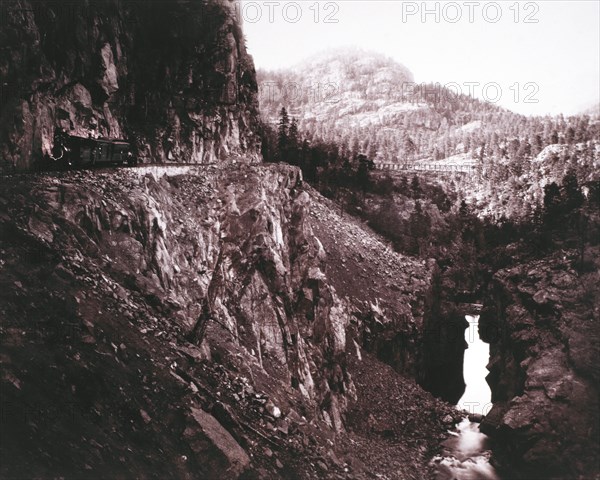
[287, 117, 299, 165]
[562, 169, 585, 212]
[411, 175, 422, 199]
[278, 107, 289, 161]
[543, 182, 563, 235]
[356, 154, 372, 194]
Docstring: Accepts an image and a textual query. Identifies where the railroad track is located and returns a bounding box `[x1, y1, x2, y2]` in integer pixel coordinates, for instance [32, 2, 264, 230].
[0, 162, 225, 177]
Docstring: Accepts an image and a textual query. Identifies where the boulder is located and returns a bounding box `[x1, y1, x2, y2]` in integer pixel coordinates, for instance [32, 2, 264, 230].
[184, 407, 250, 479]
[468, 413, 483, 423]
[442, 414, 454, 425]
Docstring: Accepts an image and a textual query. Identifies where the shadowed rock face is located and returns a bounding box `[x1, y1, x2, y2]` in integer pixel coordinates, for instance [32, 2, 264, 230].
[419, 306, 467, 404]
[0, 0, 261, 170]
[0, 164, 361, 478]
[0, 164, 468, 479]
[480, 254, 599, 479]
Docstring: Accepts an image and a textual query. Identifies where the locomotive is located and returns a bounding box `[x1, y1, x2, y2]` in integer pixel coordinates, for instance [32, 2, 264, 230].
[45, 129, 137, 169]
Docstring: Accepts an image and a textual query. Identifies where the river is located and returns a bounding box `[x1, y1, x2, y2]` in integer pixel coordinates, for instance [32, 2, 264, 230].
[432, 315, 500, 480]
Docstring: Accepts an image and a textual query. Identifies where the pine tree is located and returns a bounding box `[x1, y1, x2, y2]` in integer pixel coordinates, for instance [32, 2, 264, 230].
[532, 134, 543, 157]
[409, 200, 431, 255]
[543, 182, 563, 230]
[565, 126, 576, 145]
[403, 134, 417, 160]
[411, 175, 422, 199]
[507, 138, 520, 160]
[356, 154, 372, 194]
[278, 107, 289, 160]
[351, 136, 361, 160]
[341, 158, 354, 187]
[562, 169, 584, 212]
[288, 117, 298, 146]
[287, 117, 299, 165]
[478, 141, 486, 162]
[588, 180, 600, 210]
[399, 175, 409, 194]
[459, 199, 470, 217]
[367, 142, 378, 163]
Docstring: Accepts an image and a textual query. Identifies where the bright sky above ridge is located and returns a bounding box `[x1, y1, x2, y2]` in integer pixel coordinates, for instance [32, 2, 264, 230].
[242, 0, 600, 116]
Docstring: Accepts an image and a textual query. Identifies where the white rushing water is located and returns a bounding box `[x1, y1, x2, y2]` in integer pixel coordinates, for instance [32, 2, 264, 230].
[457, 315, 492, 416]
[432, 315, 500, 480]
[435, 418, 499, 480]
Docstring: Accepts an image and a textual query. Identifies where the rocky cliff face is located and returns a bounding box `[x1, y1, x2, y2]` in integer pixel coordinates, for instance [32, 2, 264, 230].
[0, 164, 462, 479]
[0, 0, 260, 171]
[0, 164, 356, 477]
[419, 271, 468, 405]
[480, 250, 599, 479]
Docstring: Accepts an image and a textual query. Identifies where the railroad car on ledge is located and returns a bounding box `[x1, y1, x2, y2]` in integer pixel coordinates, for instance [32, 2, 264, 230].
[45, 130, 137, 169]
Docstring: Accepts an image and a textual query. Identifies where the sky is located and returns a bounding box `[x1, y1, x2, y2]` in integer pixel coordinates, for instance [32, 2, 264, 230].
[240, 0, 600, 116]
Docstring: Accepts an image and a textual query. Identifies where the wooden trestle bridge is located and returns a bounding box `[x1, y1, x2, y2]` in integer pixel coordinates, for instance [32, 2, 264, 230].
[376, 162, 477, 174]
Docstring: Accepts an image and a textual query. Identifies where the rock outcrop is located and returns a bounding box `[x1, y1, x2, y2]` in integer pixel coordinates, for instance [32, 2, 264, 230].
[0, 164, 357, 477]
[480, 251, 599, 479]
[0, 0, 261, 171]
[184, 407, 250, 477]
[419, 268, 468, 404]
[0, 164, 461, 478]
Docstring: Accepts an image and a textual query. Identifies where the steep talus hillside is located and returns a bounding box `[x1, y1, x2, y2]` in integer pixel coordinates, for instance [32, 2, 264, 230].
[308, 190, 431, 371]
[0, 165, 458, 479]
[0, 0, 260, 170]
[480, 250, 600, 479]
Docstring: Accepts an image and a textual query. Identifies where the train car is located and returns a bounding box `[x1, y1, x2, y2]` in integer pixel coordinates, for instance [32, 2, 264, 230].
[46, 130, 137, 169]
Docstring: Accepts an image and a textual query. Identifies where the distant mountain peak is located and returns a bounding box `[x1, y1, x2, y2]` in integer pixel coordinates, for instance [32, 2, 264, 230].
[290, 47, 415, 83]
[295, 46, 409, 68]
